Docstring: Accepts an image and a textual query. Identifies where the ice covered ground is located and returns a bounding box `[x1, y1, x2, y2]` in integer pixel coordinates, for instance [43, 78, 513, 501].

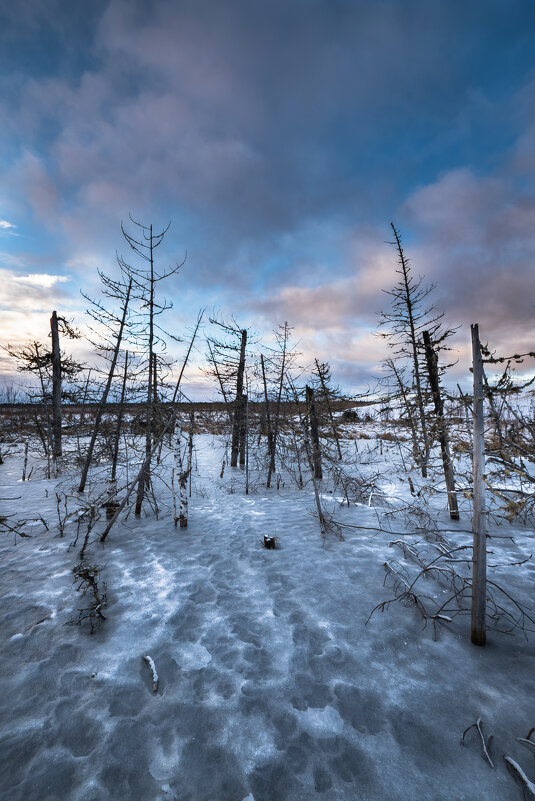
[1, 434, 535, 801]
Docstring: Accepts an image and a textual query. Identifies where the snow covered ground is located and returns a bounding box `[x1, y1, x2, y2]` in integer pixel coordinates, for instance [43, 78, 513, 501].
[1, 433, 535, 800]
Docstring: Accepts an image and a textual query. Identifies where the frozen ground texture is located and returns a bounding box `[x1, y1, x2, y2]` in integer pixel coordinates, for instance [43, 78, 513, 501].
[1, 435, 535, 801]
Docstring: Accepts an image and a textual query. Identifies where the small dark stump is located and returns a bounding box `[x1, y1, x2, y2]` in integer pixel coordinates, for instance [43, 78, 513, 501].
[263, 535, 279, 550]
[103, 501, 120, 520]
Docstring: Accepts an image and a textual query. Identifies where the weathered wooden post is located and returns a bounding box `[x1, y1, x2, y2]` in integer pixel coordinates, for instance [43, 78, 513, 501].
[422, 330, 459, 520]
[50, 310, 62, 458]
[306, 385, 322, 480]
[471, 323, 487, 646]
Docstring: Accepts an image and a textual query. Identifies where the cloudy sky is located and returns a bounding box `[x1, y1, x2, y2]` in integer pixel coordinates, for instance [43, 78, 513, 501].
[1, 0, 535, 396]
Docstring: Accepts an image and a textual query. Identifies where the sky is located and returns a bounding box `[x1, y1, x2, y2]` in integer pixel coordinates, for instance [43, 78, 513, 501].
[1, 0, 535, 398]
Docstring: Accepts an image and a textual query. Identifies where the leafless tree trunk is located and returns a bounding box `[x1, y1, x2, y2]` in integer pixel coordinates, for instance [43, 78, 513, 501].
[389, 225, 430, 476]
[314, 359, 342, 460]
[422, 330, 459, 520]
[111, 351, 129, 483]
[269, 322, 289, 486]
[230, 329, 247, 467]
[239, 393, 247, 467]
[78, 280, 132, 492]
[306, 385, 323, 480]
[471, 323, 487, 646]
[260, 354, 276, 486]
[135, 225, 156, 516]
[385, 358, 419, 466]
[50, 310, 62, 459]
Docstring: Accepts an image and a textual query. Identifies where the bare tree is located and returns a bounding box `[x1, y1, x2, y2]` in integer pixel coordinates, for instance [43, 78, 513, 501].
[378, 223, 443, 477]
[117, 217, 185, 516]
[78, 272, 133, 492]
[471, 323, 487, 646]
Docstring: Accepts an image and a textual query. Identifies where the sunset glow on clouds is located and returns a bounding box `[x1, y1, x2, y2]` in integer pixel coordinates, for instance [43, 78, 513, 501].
[1, 1, 535, 395]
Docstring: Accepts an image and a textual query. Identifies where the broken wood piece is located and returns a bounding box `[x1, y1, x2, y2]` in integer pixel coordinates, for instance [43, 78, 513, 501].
[143, 655, 159, 693]
[504, 756, 535, 797]
[460, 718, 494, 768]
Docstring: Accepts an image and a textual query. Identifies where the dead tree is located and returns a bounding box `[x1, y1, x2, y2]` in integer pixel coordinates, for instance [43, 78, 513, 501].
[471, 323, 487, 646]
[306, 385, 323, 479]
[50, 311, 62, 458]
[99, 316, 200, 543]
[378, 224, 444, 477]
[231, 329, 247, 467]
[423, 330, 459, 520]
[117, 217, 185, 517]
[78, 277, 132, 492]
[314, 359, 342, 460]
[260, 353, 276, 484]
[110, 351, 129, 483]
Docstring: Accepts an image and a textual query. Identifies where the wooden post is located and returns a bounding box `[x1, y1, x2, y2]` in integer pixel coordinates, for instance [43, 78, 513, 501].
[230, 329, 247, 467]
[471, 323, 487, 646]
[306, 385, 322, 480]
[422, 331, 459, 520]
[50, 310, 62, 458]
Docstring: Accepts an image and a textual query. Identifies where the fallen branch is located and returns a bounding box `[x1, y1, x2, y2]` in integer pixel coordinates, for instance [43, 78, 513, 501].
[504, 756, 535, 797]
[461, 718, 494, 768]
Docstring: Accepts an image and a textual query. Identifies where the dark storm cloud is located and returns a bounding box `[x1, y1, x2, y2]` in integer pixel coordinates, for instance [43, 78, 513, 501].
[1, 0, 535, 392]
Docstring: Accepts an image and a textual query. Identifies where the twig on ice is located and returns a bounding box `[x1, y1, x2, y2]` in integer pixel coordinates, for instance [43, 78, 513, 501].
[517, 728, 535, 751]
[504, 756, 535, 797]
[460, 718, 494, 768]
[143, 655, 159, 693]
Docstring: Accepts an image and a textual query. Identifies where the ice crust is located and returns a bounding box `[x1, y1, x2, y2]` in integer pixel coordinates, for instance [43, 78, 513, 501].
[1, 434, 535, 800]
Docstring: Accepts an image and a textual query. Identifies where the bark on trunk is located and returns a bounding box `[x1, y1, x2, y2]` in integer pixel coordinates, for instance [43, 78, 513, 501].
[135, 226, 155, 516]
[50, 311, 62, 458]
[315, 359, 342, 460]
[230, 329, 247, 467]
[306, 385, 323, 480]
[78, 279, 132, 492]
[471, 323, 487, 647]
[422, 331, 459, 520]
[261, 354, 276, 487]
[111, 351, 129, 483]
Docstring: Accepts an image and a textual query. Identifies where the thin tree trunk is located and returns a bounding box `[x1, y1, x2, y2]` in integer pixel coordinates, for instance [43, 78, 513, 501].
[135, 227, 155, 516]
[101, 315, 201, 542]
[79, 280, 132, 492]
[261, 353, 276, 487]
[306, 385, 323, 480]
[230, 329, 247, 467]
[471, 323, 487, 647]
[457, 383, 473, 449]
[271, 323, 288, 474]
[239, 393, 247, 467]
[391, 224, 429, 477]
[389, 358, 420, 468]
[35, 343, 52, 477]
[80, 369, 92, 425]
[207, 340, 233, 424]
[50, 310, 62, 458]
[188, 411, 194, 497]
[422, 331, 459, 520]
[314, 358, 342, 460]
[245, 393, 249, 494]
[111, 351, 129, 483]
